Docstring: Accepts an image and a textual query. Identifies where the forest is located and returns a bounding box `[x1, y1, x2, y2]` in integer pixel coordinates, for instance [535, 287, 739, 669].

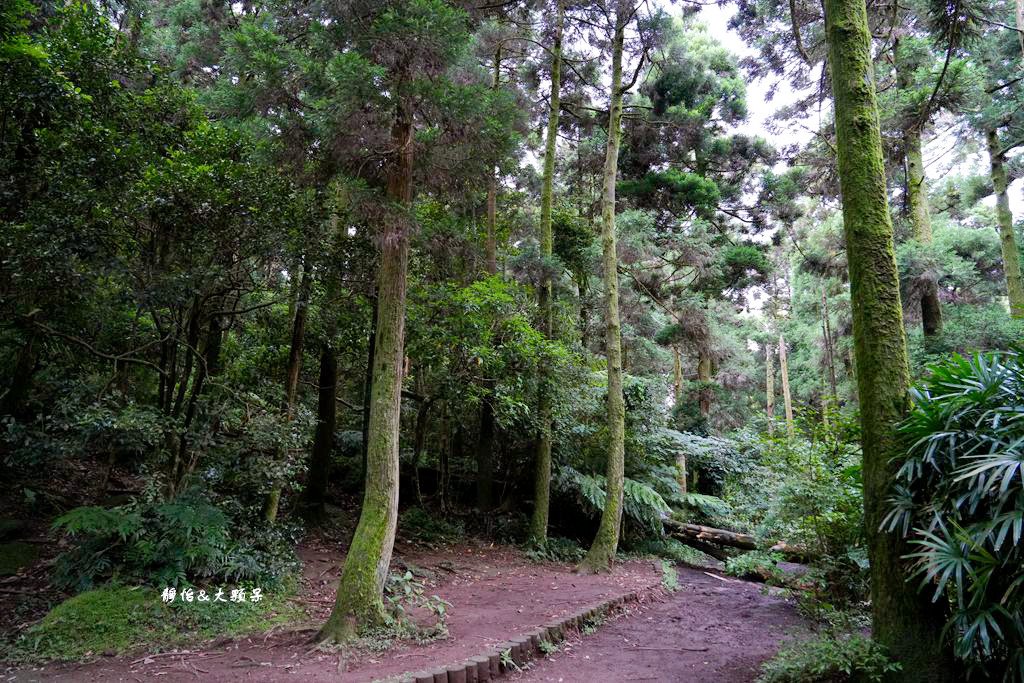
[1, 0, 1022, 680]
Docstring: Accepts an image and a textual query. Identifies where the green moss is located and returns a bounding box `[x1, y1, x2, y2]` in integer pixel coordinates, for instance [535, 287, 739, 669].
[0, 541, 37, 576]
[7, 582, 300, 663]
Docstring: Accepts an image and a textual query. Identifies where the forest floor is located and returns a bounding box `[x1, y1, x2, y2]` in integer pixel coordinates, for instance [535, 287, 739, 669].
[3, 533, 808, 682]
[510, 570, 806, 683]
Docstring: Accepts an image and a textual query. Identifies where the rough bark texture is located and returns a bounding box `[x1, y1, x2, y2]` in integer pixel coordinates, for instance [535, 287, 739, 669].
[777, 334, 794, 438]
[697, 351, 712, 417]
[824, 0, 951, 676]
[529, 1, 563, 547]
[579, 10, 626, 574]
[986, 128, 1024, 319]
[320, 104, 412, 642]
[904, 126, 942, 335]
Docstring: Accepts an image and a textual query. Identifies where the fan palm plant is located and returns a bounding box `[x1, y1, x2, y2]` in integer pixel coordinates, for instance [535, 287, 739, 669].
[885, 350, 1024, 679]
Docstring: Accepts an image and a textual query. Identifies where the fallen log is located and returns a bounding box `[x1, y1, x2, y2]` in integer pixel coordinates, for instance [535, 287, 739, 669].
[663, 519, 811, 563]
[664, 520, 757, 550]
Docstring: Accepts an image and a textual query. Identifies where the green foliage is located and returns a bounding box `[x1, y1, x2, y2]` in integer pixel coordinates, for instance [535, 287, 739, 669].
[660, 559, 680, 592]
[398, 507, 465, 545]
[52, 489, 299, 592]
[554, 466, 672, 534]
[383, 571, 452, 642]
[757, 634, 901, 683]
[887, 351, 1024, 678]
[526, 537, 585, 564]
[725, 551, 784, 582]
[6, 583, 297, 663]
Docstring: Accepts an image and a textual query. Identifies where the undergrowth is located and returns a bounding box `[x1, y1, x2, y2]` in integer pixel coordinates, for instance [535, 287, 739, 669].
[3, 581, 299, 663]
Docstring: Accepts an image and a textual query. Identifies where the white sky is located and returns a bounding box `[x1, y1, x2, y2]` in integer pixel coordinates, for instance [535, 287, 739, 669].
[685, 1, 1024, 214]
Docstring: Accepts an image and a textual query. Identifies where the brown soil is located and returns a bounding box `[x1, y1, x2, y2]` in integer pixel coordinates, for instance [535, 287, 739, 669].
[511, 569, 807, 683]
[5, 541, 665, 682]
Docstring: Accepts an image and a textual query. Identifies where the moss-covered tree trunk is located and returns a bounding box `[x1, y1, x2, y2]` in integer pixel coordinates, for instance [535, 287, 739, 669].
[529, 1, 563, 547]
[824, 0, 951, 676]
[579, 10, 626, 574]
[476, 45, 504, 512]
[986, 128, 1024, 319]
[319, 103, 413, 642]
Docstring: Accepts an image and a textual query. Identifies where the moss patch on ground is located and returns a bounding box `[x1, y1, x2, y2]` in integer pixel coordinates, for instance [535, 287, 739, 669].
[0, 541, 38, 576]
[5, 582, 302, 663]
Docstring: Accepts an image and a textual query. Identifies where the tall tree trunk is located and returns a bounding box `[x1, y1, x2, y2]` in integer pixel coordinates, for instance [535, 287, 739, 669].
[484, 46, 501, 276]
[264, 262, 311, 522]
[986, 127, 1024, 318]
[476, 399, 495, 510]
[361, 291, 379, 476]
[304, 341, 337, 520]
[778, 333, 794, 438]
[821, 289, 838, 405]
[529, 1, 563, 547]
[673, 345, 683, 404]
[320, 102, 413, 642]
[905, 126, 942, 335]
[580, 9, 627, 574]
[765, 342, 775, 434]
[697, 350, 713, 418]
[824, 0, 951, 675]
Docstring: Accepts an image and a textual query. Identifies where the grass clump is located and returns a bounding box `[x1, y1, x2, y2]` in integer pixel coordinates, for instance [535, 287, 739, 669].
[660, 560, 680, 592]
[725, 551, 784, 583]
[6, 582, 299, 663]
[757, 634, 900, 682]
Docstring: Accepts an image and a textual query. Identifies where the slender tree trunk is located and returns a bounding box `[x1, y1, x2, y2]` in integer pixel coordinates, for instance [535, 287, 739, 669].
[529, 1, 564, 547]
[821, 290, 838, 405]
[697, 350, 712, 418]
[905, 126, 942, 335]
[264, 262, 311, 522]
[778, 333, 794, 438]
[304, 341, 337, 520]
[361, 291, 379, 476]
[476, 399, 495, 510]
[484, 46, 501, 276]
[986, 127, 1024, 318]
[320, 102, 413, 642]
[580, 9, 627, 574]
[765, 342, 775, 434]
[824, 0, 951, 675]
[673, 345, 683, 404]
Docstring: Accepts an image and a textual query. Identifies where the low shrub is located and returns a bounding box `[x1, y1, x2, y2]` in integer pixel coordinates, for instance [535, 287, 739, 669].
[757, 634, 900, 683]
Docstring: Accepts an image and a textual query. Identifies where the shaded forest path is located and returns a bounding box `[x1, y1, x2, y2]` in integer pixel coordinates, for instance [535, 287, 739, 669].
[511, 570, 806, 683]
[6, 541, 806, 682]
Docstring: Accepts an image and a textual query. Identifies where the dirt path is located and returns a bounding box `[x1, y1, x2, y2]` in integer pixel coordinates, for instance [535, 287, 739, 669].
[6, 542, 807, 682]
[6, 542, 662, 682]
[510, 570, 807, 683]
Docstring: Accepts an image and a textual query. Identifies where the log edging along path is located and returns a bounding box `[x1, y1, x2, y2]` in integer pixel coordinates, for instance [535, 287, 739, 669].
[396, 580, 662, 683]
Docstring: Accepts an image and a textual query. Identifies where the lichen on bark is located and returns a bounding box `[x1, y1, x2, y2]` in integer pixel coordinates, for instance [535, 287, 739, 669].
[579, 8, 627, 575]
[823, 0, 951, 677]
